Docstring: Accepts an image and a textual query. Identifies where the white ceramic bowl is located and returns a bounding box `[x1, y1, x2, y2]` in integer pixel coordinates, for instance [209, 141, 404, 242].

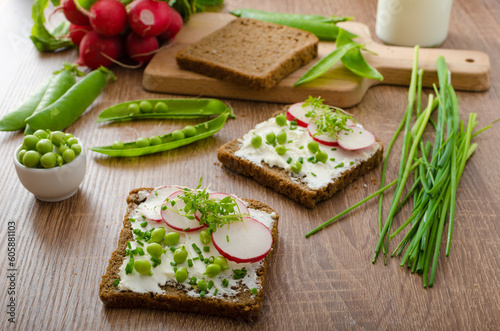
[14, 142, 87, 202]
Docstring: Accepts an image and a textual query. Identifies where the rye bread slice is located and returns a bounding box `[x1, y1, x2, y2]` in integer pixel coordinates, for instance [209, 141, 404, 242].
[176, 18, 318, 90]
[100, 188, 279, 321]
[217, 113, 383, 208]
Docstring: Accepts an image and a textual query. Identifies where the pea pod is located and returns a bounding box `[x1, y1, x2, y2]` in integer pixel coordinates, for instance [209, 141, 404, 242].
[90, 110, 231, 157]
[26, 67, 115, 131]
[0, 77, 52, 131]
[96, 98, 234, 123]
[24, 66, 79, 134]
[230, 9, 357, 41]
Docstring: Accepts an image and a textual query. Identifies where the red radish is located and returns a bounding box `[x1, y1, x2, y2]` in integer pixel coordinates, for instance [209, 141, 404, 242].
[212, 217, 273, 263]
[286, 102, 312, 127]
[157, 7, 183, 41]
[126, 32, 159, 63]
[307, 121, 339, 146]
[161, 191, 204, 232]
[337, 126, 376, 150]
[68, 24, 92, 47]
[89, 0, 127, 36]
[62, 0, 90, 25]
[128, 0, 171, 37]
[137, 186, 183, 222]
[77, 30, 122, 69]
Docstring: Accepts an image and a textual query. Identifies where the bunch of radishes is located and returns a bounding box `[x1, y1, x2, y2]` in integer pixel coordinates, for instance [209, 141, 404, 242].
[61, 0, 183, 69]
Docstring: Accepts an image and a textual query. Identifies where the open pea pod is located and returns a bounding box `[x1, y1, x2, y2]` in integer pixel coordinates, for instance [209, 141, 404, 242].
[96, 98, 234, 123]
[90, 110, 231, 157]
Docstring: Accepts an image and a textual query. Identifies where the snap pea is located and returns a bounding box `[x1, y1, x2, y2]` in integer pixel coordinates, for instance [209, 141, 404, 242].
[231, 9, 357, 41]
[96, 98, 234, 123]
[90, 110, 232, 157]
[26, 67, 115, 131]
[24, 66, 78, 134]
[0, 76, 52, 131]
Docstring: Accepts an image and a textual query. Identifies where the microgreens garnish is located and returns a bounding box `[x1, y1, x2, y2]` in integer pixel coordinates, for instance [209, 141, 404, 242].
[303, 96, 355, 139]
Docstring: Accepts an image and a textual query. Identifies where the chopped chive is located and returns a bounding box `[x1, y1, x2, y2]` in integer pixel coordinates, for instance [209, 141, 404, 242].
[329, 158, 336, 162]
[208, 280, 214, 289]
[192, 243, 202, 254]
[136, 247, 145, 256]
[214, 289, 218, 295]
[250, 288, 258, 295]
[154, 190, 158, 196]
[290, 120, 297, 126]
[286, 157, 292, 164]
[299, 146, 304, 149]
[208, 256, 215, 263]
[136, 240, 144, 246]
[203, 246, 210, 252]
[307, 156, 315, 162]
[200, 290, 206, 299]
[287, 140, 293, 143]
[334, 162, 344, 168]
[311, 172, 317, 177]
[350, 161, 354, 165]
[125, 258, 134, 275]
[193, 257, 199, 261]
[298, 156, 304, 163]
[226, 235, 229, 242]
[141, 215, 146, 219]
[169, 246, 177, 253]
[173, 267, 177, 272]
[199, 254, 205, 261]
[113, 279, 120, 287]
[151, 257, 161, 267]
[140, 221, 148, 227]
[188, 259, 193, 267]
[128, 218, 135, 222]
[170, 261, 177, 266]
[204, 258, 209, 264]
[189, 277, 197, 285]
[127, 241, 132, 249]
[183, 227, 191, 231]
[222, 278, 229, 287]
[331, 148, 337, 151]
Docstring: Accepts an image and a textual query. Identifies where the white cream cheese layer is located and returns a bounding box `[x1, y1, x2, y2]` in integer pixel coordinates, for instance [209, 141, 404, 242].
[117, 187, 276, 298]
[234, 117, 380, 190]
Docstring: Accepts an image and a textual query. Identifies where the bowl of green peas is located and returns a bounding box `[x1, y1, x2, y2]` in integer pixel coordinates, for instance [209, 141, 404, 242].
[14, 130, 86, 202]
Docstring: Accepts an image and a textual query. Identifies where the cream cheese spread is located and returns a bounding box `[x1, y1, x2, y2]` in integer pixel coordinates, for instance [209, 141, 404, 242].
[117, 186, 276, 298]
[235, 117, 380, 190]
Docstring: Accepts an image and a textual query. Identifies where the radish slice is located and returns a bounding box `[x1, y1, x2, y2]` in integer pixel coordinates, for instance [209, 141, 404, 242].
[307, 121, 339, 146]
[337, 126, 376, 151]
[136, 185, 183, 222]
[286, 102, 312, 127]
[161, 190, 204, 232]
[194, 192, 250, 222]
[212, 217, 273, 263]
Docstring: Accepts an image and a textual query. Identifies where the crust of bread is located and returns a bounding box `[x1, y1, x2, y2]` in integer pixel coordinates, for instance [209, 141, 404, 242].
[99, 188, 279, 322]
[176, 18, 318, 90]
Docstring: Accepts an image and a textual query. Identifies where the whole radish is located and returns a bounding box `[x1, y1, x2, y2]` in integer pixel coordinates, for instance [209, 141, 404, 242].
[128, 0, 171, 37]
[89, 0, 128, 36]
[125, 32, 159, 63]
[78, 31, 122, 69]
[68, 24, 92, 47]
[157, 7, 183, 41]
[62, 0, 90, 26]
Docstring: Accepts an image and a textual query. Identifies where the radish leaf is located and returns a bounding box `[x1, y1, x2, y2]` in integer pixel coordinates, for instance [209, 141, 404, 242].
[31, 0, 74, 52]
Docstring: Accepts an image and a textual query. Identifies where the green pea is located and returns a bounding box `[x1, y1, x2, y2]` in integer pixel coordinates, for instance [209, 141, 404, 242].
[50, 131, 67, 147]
[34, 129, 49, 139]
[18, 149, 27, 164]
[150, 227, 166, 243]
[40, 152, 57, 168]
[277, 131, 287, 145]
[134, 259, 152, 275]
[149, 136, 162, 146]
[213, 256, 229, 270]
[136, 137, 150, 148]
[58, 145, 69, 155]
[251, 134, 262, 148]
[23, 135, 39, 150]
[275, 114, 287, 126]
[199, 230, 211, 244]
[172, 130, 185, 141]
[315, 150, 328, 163]
[36, 139, 53, 154]
[197, 279, 207, 291]
[65, 133, 74, 139]
[173, 246, 188, 264]
[183, 125, 197, 137]
[175, 267, 188, 282]
[22, 150, 41, 168]
[56, 154, 64, 167]
[139, 101, 153, 113]
[66, 137, 78, 147]
[146, 243, 163, 258]
[266, 132, 276, 144]
[71, 144, 82, 155]
[128, 103, 140, 115]
[276, 145, 287, 155]
[307, 141, 319, 153]
[112, 141, 124, 149]
[154, 102, 168, 113]
[62, 148, 75, 163]
[291, 160, 302, 173]
[164, 232, 180, 246]
[205, 263, 221, 277]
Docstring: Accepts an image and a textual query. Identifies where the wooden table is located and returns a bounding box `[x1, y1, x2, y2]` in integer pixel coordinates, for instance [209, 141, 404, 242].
[1, 0, 499, 329]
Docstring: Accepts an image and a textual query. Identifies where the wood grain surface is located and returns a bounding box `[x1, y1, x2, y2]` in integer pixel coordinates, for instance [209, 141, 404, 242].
[1, 0, 499, 330]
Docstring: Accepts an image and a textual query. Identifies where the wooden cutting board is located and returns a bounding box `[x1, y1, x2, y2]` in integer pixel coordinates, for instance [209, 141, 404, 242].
[143, 13, 491, 107]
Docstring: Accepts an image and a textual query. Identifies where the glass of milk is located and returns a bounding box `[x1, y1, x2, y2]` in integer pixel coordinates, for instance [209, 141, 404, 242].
[376, 0, 453, 47]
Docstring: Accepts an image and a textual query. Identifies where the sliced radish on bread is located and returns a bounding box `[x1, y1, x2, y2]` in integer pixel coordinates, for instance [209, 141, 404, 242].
[337, 126, 376, 150]
[161, 190, 204, 231]
[212, 217, 273, 263]
[137, 185, 183, 222]
[307, 121, 339, 146]
[286, 102, 312, 127]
